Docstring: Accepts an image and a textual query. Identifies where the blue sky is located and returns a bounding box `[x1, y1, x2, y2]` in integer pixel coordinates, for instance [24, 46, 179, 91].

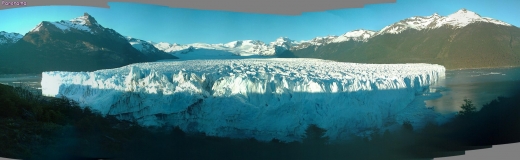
[0, 0, 518, 44]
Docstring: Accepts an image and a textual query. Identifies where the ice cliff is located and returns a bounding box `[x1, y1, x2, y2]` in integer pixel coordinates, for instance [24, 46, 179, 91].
[41, 58, 446, 141]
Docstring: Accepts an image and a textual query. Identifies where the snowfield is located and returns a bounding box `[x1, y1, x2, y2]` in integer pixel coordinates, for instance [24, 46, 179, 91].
[41, 58, 446, 141]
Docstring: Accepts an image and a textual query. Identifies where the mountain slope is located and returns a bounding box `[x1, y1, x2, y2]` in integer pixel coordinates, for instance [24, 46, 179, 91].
[286, 9, 520, 69]
[0, 13, 176, 74]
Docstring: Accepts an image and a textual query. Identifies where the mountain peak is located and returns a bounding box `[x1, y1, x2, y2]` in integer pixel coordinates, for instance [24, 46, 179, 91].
[274, 37, 293, 42]
[29, 13, 102, 33]
[451, 8, 481, 18]
[328, 29, 376, 43]
[430, 12, 440, 17]
[71, 13, 99, 26]
[378, 8, 512, 35]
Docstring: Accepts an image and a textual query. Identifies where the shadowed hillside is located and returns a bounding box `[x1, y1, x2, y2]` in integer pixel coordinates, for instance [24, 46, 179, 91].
[288, 23, 520, 70]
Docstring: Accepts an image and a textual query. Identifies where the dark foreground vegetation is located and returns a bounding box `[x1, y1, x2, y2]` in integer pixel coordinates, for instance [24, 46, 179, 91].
[1, 83, 520, 160]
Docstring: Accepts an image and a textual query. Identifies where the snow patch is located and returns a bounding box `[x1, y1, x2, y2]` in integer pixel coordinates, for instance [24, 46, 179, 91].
[331, 30, 377, 43]
[29, 15, 97, 33]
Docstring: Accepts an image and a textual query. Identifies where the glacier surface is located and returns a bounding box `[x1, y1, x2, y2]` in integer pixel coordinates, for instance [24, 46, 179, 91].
[41, 58, 446, 141]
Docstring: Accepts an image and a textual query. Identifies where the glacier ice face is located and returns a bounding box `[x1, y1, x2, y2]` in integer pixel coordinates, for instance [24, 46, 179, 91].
[41, 58, 446, 142]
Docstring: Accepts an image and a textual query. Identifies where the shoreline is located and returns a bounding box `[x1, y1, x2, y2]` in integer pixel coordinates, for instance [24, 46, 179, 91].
[445, 65, 520, 71]
[2, 61, 520, 74]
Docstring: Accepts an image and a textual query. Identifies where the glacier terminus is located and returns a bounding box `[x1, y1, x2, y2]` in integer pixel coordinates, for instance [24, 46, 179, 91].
[41, 58, 446, 142]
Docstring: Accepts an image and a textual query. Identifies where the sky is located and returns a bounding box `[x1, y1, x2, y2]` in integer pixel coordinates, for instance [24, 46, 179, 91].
[0, 0, 519, 44]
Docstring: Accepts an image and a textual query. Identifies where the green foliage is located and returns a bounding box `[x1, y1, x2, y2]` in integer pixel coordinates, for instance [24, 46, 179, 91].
[0, 98, 19, 118]
[76, 116, 95, 133]
[458, 98, 477, 117]
[0, 85, 22, 118]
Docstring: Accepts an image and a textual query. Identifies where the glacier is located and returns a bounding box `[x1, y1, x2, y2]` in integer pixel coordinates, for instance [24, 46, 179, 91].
[41, 58, 446, 142]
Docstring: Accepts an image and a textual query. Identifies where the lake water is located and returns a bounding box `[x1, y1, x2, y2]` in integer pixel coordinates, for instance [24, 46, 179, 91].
[1, 67, 520, 116]
[0, 74, 42, 95]
[426, 67, 520, 114]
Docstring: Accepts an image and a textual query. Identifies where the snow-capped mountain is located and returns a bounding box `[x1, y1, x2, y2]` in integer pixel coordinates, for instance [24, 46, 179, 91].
[41, 58, 446, 141]
[222, 40, 275, 56]
[147, 28, 376, 57]
[30, 13, 104, 34]
[287, 8, 520, 69]
[0, 31, 23, 50]
[288, 36, 334, 50]
[0, 31, 23, 45]
[153, 42, 190, 53]
[0, 13, 176, 74]
[5, 8, 506, 70]
[126, 37, 171, 55]
[285, 30, 379, 50]
[331, 29, 378, 43]
[152, 38, 293, 57]
[269, 37, 299, 52]
[287, 8, 513, 47]
[294, 8, 513, 47]
[126, 36, 178, 60]
[24, 12, 132, 47]
[378, 8, 512, 35]
[150, 34, 359, 57]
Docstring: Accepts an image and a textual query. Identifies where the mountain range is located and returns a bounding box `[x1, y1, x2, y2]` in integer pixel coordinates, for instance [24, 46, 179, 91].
[1, 8, 519, 73]
[0, 13, 177, 74]
[128, 9, 520, 69]
[144, 30, 378, 57]
[283, 9, 520, 69]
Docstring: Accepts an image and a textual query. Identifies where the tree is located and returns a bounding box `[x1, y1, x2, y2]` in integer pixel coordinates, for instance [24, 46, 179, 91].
[302, 124, 329, 145]
[458, 98, 477, 117]
[403, 120, 413, 130]
[171, 126, 185, 138]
